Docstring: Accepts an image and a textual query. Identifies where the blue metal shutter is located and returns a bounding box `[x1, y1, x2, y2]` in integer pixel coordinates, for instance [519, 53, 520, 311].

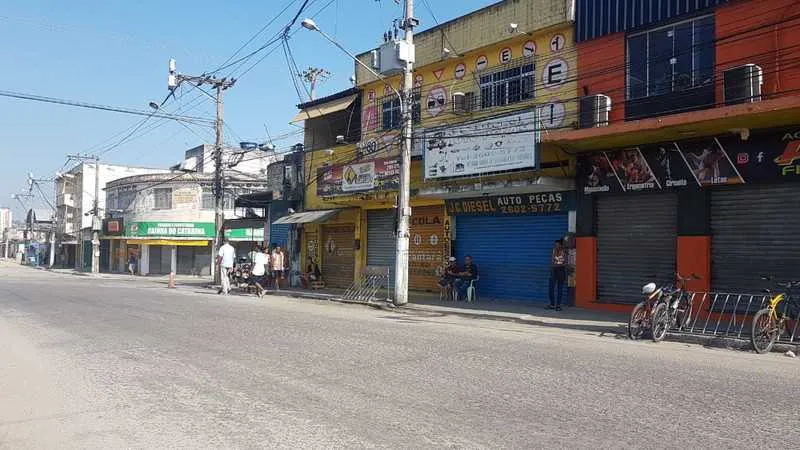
[454, 214, 568, 302]
[269, 223, 290, 248]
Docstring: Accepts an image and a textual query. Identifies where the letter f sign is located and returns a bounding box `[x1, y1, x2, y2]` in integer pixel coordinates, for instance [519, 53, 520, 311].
[775, 141, 800, 166]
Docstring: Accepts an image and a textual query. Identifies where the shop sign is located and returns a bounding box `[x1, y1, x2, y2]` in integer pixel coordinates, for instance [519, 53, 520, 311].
[126, 222, 214, 238]
[317, 156, 400, 196]
[103, 217, 124, 236]
[423, 110, 538, 179]
[578, 127, 800, 194]
[445, 191, 575, 216]
[224, 228, 264, 241]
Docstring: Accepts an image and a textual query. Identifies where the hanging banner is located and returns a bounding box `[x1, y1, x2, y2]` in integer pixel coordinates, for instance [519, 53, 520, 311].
[317, 156, 400, 197]
[578, 127, 800, 194]
[423, 110, 538, 179]
[126, 222, 214, 238]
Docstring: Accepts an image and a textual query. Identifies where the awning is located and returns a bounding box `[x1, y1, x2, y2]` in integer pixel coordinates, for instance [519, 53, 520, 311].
[290, 94, 357, 123]
[272, 210, 338, 224]
[136, 240, 209, 247]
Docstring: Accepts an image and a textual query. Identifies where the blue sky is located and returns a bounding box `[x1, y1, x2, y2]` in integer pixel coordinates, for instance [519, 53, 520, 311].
[0, 0, 493, 219]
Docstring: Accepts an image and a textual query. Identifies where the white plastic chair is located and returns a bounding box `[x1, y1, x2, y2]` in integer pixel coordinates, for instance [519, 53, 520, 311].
[466, 276, 480, 303]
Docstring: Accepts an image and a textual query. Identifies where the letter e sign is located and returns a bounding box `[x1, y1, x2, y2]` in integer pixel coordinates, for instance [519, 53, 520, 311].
[543, 59, 568, 89]
[499, 47, 512, 64]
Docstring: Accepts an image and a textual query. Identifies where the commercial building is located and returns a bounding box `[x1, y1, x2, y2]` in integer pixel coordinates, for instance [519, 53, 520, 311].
[54, 162, 167, 270]
[297, 0, 578, 299]
[542, 0, 800, 311]
[0, 207, 11, 258]
[101, 147, 277, 275]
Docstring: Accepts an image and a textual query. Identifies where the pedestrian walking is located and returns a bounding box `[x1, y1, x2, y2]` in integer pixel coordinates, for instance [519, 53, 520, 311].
[217, 239, 236, 295]
[128, 252, 137, 275]
[548, 239, 567, 311]
[251, 245, 269, 298]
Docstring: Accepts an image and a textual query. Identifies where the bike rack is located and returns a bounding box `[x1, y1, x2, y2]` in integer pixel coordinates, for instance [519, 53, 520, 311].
[674, 291, 800, 344]
[341, 266, 390, 304]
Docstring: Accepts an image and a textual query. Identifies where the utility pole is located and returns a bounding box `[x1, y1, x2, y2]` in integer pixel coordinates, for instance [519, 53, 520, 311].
[300, 67, 331, 100]
[393, 0, 417, 306]
[66, 154, 101, 273]
[167, 59, 236, 285]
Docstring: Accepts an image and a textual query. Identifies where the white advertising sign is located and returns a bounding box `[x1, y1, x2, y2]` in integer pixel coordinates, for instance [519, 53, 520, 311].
[341, 161, 376, 192]
[423, 110, 538, 179]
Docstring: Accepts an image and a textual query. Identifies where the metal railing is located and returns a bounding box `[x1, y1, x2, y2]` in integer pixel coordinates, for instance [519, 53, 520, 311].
[342, 266, 390, 304]
[673, 292, 800, 344]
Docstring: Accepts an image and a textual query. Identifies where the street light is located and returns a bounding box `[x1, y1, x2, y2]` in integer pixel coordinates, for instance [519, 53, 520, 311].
[300, 19, 403, 105]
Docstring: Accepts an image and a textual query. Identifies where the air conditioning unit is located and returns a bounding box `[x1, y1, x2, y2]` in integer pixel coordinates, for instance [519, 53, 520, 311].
[723, 64, 763, 105]
[452, 92, 474, 114]
[579, 94, 611, 128]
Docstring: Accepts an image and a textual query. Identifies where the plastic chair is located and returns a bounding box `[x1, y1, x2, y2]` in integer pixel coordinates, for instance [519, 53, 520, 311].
[466, 277, 480, 303]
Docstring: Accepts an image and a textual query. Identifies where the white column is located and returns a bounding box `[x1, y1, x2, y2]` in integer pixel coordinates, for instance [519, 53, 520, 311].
[140, 244, 150, 275]
[170, 245, 177, 274]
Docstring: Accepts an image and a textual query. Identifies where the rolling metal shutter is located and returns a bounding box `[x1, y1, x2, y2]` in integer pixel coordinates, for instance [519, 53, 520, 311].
[269, 223, 290, 249]
[321, 225, 355, 289]
[711, 185, 800, 293]
[596, 193, 677, 304]
[366, 210, 396, 288]
[454, 213, 568, 302]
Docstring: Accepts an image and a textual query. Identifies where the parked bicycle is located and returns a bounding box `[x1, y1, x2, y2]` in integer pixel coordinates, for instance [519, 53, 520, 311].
[751, 277, 800, 354]
[628, 281, 663, 340]
[651, 273, 700, 342]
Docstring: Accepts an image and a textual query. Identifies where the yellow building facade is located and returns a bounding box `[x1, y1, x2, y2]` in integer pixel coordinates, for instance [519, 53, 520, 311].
[302, 1, 578, 298]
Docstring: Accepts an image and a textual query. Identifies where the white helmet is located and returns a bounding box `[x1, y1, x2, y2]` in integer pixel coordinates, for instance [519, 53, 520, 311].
[642, 283, 657, 295]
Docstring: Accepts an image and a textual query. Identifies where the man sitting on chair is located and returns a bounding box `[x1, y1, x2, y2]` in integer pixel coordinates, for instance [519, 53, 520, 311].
[438, 257, 459, 294]
[453, 255, 479, 301]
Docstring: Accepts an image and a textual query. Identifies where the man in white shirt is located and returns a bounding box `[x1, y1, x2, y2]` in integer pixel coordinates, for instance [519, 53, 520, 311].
[251, 245, 269, 298]
[217, 239, 236, 295]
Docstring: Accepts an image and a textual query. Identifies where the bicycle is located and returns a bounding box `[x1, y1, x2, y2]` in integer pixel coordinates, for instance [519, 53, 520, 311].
[651, 273, 700, 342]
[628, 281, 662, 340]
[750, 278, 800, 354]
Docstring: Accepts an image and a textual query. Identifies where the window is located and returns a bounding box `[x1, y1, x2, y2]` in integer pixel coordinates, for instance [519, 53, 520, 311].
[626, 15, 715, 100]
[479, 62, 535, 109]
[153, 188, 172, 210]
[201, 187, 214, 210]
[411, 88, 421, 124]
[381, 98, 401, 130]
[106, 191, 117, 211]
[118, 190, 135, 211]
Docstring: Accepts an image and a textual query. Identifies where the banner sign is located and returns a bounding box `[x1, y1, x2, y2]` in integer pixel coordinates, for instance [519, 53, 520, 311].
[578, 127, 800, 194]
[224, 228, 265, 241]
[423, 110, 538, 179]
[446, 191, 575, 216]
[126, 222, 214, 238]
[317, 156, 400, 196]
[103, 217, 124, 236]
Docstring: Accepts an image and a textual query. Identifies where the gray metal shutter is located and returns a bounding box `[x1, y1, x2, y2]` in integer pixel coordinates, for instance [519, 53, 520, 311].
[367, 209, 396, 288]
[711, 184, 800, 293]
[596, 193, 677, 303]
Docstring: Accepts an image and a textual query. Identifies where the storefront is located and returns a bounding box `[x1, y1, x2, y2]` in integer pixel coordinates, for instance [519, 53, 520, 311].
[575, 126, 800, 308]
[445, 192, 573, 303]
[321, 224, 356, 288]
[409, 205, 447, 291]
[124, 221, 213, 276]
[366, 209, 395, 286]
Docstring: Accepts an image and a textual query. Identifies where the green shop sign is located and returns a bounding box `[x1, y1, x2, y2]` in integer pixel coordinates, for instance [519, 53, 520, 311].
[224, 228, 265, 241]
[127, 222, 214, 238]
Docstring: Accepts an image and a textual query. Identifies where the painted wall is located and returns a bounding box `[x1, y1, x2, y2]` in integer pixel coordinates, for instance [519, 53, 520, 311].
[576, 0, 800, 128]
[715, 0, 800, 102]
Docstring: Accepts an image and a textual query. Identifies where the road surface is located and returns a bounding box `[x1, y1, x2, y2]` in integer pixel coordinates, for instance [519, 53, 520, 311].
[1, 263, 798, 448]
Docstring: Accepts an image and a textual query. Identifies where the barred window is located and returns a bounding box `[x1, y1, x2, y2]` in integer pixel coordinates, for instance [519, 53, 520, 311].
[201, 187, 214, 210]
[479, 62, 535, 109]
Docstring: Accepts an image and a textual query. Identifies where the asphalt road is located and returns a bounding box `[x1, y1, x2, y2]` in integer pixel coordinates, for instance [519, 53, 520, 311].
[1, 263, 799, 449]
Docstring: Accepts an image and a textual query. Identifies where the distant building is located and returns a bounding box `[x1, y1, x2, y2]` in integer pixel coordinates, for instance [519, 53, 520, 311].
[0, 207, 11, 235]
[55, 162, 168, 270]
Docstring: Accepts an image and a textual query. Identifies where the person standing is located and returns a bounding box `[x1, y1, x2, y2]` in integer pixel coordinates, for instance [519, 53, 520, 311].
[128, 252, 137, 276]
[548, 239, 567, 311]
[217, 239, 236, 295]
[251, 246, 269, 298]
[270, 244, 284, 291]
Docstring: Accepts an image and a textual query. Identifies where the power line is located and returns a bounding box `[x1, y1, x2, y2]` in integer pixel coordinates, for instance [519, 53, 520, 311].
[0, 90, 214, 125]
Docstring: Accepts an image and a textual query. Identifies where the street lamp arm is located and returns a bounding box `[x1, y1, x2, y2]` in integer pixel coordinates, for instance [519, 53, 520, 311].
[313, 28, 403, 106]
